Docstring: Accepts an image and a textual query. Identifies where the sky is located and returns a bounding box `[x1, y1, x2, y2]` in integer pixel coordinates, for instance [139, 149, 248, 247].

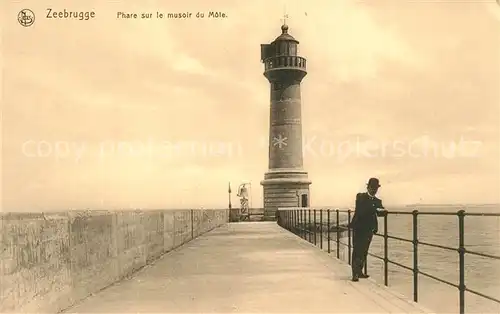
[1, 0, 499, 211]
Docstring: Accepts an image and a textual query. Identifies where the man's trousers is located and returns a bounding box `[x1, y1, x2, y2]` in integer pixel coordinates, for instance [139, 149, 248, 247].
[351, 229, 373, 276]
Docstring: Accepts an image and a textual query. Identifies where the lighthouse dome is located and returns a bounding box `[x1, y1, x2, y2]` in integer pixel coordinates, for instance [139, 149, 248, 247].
[273, 24, 299, 43]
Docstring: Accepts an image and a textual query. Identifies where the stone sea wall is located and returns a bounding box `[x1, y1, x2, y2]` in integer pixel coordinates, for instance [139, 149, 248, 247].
[0, 209, 227, 313]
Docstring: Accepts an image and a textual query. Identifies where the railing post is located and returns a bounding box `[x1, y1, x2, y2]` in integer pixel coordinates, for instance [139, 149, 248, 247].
[412, 210, 419, 303]
[289, 210, 292, 230]
[458, 210, 466, 314]
[286, 210, 290, 230]
[296, 210, 299, 235]
[319, 209, 323, 250]
[295, 210, 298, 235]
[305, 209, 308, 242]
[327, 209, 331, 253]
[295, 210, 298, 234]
[303, 209, 306, 239]
[383, 212, 389, 286]
[347, 210, 352, 265]
[297, 210, 300, 236]
[191, 209, 194, 239]
[301, 210, 305, 239]
[336, 210, 340, 259]
[314, 209, 317, 245]
[308, 209, 312, 243]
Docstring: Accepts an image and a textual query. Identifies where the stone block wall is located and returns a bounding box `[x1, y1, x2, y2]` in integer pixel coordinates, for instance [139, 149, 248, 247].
[0, 209, 227, 313]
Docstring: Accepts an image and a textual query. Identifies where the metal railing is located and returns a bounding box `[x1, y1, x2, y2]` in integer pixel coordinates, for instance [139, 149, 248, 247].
[276, 208, 500, 314]
[264, 56, 307, 71]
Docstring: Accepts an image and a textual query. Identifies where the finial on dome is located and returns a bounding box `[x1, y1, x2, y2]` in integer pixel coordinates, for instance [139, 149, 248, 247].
[281, 24, 289, 33]
[281, 9, 289, 34]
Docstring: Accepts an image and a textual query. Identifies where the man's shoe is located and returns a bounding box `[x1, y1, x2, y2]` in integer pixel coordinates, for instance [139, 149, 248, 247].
[351, 275, 359, 282]
[359, 273, 370, 279]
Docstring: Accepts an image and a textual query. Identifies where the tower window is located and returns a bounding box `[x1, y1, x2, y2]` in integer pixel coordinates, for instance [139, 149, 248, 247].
[289, 43, 297, 56]
[281, 42, 288, 55]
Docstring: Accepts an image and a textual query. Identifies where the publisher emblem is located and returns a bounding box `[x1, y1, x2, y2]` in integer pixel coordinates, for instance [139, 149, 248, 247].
[18, 9, 35, 27]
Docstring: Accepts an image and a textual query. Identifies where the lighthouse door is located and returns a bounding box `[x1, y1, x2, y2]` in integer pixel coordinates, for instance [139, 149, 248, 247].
[301, 194, 308, 207]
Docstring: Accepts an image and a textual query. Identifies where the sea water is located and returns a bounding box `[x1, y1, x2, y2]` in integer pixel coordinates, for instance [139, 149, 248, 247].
[309, 206, 500, 313]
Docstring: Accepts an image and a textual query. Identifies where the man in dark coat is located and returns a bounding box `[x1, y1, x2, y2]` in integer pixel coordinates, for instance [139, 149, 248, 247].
[349, 178, 387, 281]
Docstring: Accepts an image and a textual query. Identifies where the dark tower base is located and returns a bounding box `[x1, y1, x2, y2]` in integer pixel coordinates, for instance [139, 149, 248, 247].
[261, 170, 311, 220]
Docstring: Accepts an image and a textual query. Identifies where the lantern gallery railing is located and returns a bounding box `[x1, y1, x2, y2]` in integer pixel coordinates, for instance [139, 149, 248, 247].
[276, 208, 500, 314]
[264, 56, 306, 71]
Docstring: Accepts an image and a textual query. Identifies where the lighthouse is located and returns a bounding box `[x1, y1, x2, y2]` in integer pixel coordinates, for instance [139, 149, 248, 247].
[260, 22, 311, 220]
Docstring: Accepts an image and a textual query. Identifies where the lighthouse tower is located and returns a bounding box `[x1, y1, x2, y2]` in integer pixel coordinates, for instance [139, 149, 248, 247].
[260, 23, 311, 220]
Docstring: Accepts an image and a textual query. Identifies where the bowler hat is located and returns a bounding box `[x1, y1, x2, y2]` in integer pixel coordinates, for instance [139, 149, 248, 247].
[367, 177, 381, 187]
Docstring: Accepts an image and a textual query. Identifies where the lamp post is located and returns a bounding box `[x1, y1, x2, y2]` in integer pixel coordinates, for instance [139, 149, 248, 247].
[228, 182, 232, 222]
[228, 182, 232, 209]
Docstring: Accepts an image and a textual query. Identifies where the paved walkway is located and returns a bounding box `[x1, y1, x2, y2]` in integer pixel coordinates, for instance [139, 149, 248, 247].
[64, 222, 435, 313]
